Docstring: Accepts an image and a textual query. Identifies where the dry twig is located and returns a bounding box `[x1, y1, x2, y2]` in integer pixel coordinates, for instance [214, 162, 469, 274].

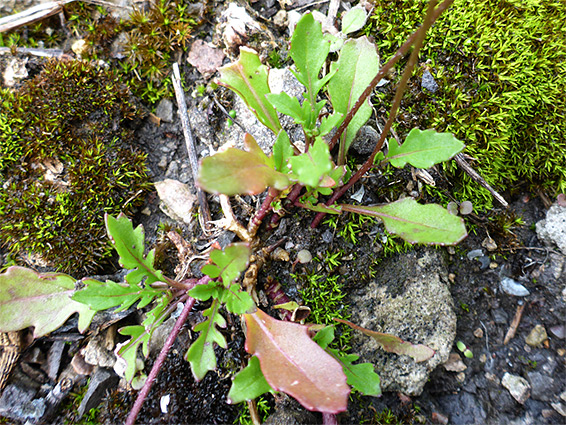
[503, 303, 526, 345]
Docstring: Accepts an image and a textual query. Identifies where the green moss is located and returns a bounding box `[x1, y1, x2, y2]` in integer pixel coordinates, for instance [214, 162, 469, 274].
[0, 59, 150, 275]
[366, 0, 566, 209]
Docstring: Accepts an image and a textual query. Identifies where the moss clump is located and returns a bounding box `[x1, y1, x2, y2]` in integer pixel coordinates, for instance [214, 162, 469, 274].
[366, 0, 566, 209]
[0, 59, 149, 274]
[65, 0, 201, 104]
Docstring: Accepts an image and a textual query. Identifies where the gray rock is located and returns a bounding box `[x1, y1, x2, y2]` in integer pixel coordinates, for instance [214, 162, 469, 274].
[155, 98, 174, 123]
[351, 125, 379, 156]
[47, 340, 66, 381]
[502, 372, 531, 404]
[165, 160, 180, 178]
[500, 276, 530, 296]
[82, 333, 116, 368]
[0, 383, 44, 422]
[154, 179, 197, 225]
[437, 392, 487, 425]
[348, 249, 456, 395]
[536, 203, 566, 255]
[421, 69, 439, 93]
[77, 368, 119, 418]
[526, 371, 555, 401]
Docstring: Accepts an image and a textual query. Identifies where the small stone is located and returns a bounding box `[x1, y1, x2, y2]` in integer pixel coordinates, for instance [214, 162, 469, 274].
[448, 273, 456, 283]
[456, 372, 466, 383]
[297, 249, 312, 264]
[77, 368, 119, 418]
[542, 409, 556, 419]
[155, 99, 174, 123]
[431, 411, 449, 425]
[501, 372, 530, 404]
[3, 57, 28, 87]
[489, 262, 498, 269]
[473, 328, 484, 338]
[154, 179, 196, 225]
[71, 39, 88, 56]
[421, 69, 439, 93]
[443, 353, 467, 372]
[561, 390, 566, 402]
[157, 155, 168, 170]
[527, 371, 555, 401]
[536, 203, 566, 255]
[549, 324, 565, 339]
[558, 348, 566, 356]
[165, 160, 179, 178]
[500, 277, 530, 297]
[551, 402, 566, 417]
[479, 354, 487, 363]
[187, 40, 225, 78]
[273, 9, 288, 28]
[525, 325, 548, 347]
[467, 249, 483, 260]
[482, 236, 497, 251]
[141, 207, 151, 215]
[82, 333, 116, 368]
[71, 352, 94, 376]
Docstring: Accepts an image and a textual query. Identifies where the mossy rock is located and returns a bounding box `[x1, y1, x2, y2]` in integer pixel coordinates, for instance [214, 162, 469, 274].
[366, 0, 566, 209]
[0, 59, 150, 275]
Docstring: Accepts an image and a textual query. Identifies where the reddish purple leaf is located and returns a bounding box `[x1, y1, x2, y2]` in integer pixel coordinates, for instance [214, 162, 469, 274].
[335, 319, 435, 362]
[244, 309, 349, 413]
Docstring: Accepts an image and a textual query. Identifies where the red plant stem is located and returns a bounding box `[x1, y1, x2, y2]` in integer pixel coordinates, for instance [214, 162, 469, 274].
[311, 0, 453, 229]
[249, 187, 280, 235]
[269, 183, 304, 228]
[322, 412, 338, 425]
[125, 275, 211, 425]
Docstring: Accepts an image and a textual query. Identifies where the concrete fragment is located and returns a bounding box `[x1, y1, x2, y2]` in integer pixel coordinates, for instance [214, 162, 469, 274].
[501, 372, 530, 404]
[154, 179, 196, 225]
[348, 249, 456, 395]
[536, 203, 566, 255]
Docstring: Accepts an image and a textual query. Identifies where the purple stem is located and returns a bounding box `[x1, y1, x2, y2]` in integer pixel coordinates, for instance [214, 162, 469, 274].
[125, 275, 211, 425]
[269, 184, 304, 228]
[322, 412, 338, 425]
[249, 187, 280, 234]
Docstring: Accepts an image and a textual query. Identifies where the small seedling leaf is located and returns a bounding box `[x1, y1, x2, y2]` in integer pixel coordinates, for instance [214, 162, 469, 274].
[336, 319, 435, 362]
[116, 325, 149, 382]
[341, 198, 467, 245]
[266, 92, 308, 127]
[288, 137, 333, 188]
[218, 47, 281, 134]
[386, 128, 465, 169]
[105, 214, 165, 285]
[244, 308, 349, 413]
[227, 356, 275, 404]
[203, 243, 250, 288]
[198, 138, 290, 196]
[0, 267, 95, 338]
[341, 6, 368, 35]
[185, 300, 227, 381]
[328, 37, 379, 162]
[272, 130, 295, 173]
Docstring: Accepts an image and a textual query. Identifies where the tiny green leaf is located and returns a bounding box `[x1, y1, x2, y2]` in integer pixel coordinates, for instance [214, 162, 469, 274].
[218, 47, 281, 134]
[117, 325, 149, 382]
[185, 300, 227, 381]
[289, 138, 333, 187]
[198, 135, 290, 196]
[272, 130, 295, 173]
[329, 350, 381, 396]
[221, 283, 256, 315]
[204, 243, 250, 288]
[266, 92, 308, 127]
[312, 325, 336, 349]
[0, 267, 95, 338]
[336, 319, 435, 362]
[105, 214, 165, 285]
[341, 198, 467, 245]
[385, 128, 465, 169]
[227, 356, 275, 404]
[341, 6, 368, 34]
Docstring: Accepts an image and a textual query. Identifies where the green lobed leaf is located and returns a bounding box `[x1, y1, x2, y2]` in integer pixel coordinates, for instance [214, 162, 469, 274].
[105, 213, 165, 285]
[0, 266, 96, 338]
[72, 278, 163, 312]
[386, 128, 465, 169]
[328, 37, 379, 162]
[266, 92, 308, 127]
[244, 308, 350, 414]
[328, 350, 381, 397]
[272, 130, 295, 173]
[203, 243, 251, 288]
[221, 283, 256, 315]
[341, 6, 369, 35]
[185, 300, 227, 381]
[288, 138, 333, 188]
[336, 318, 435, 363]
[340, 198, 467, 245]
[227, 356, 275, 404]
[198, 135, 290, 196]
[313, 326, 381, 396]
[218, 47, 281, 134]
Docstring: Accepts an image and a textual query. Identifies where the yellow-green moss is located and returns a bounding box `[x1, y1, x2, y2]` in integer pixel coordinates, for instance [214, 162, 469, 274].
[0, 59, 149, 274]
[366, 0, 566, 209]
